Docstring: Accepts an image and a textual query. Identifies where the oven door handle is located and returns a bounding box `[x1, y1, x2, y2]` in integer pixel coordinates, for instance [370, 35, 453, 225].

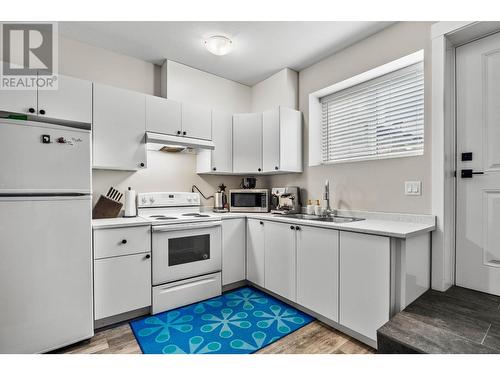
[152, 221, 222, 232]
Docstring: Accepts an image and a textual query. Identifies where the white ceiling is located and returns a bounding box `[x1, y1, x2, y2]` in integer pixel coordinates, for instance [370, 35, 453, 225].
[58, 21, 394, 86]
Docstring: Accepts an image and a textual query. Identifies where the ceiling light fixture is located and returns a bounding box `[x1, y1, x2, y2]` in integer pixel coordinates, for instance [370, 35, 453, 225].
[204, 35, 233, 56]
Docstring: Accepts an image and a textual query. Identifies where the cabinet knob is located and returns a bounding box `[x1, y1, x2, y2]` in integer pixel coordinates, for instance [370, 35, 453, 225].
[259, 221, 264, 225]
[39, 109, 46, 115]
[213, 167, 216, 171]
[28, 107, 35, 113]
[275, 166, 279, 170]
[258, 168, 262, 172]
[177, 130, 181, 135]
[183, 131, 187, 136]
[121, 239, 127, 244]
[290, 225, 295, 230]
[145, 254, 151, 259]
[295, 226, 300, 231]
[140, 162, 145, 167]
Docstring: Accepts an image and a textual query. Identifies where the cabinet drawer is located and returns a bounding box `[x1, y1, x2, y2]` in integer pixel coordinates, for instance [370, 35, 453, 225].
[93, 225, 150, 259]
[94, 252, 152, 320]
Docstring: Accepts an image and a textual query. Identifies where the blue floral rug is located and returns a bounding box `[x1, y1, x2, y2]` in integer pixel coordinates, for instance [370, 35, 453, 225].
[129, 286, 314, 354]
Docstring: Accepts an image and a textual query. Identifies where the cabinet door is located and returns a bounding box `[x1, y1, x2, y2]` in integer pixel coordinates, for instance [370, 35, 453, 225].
[246, 219, 265, 287]
[37, 75, 92, 124]
[262, 108, 280, 173]
[296, 226, 339, 322]
[211, 110, 233, 173]
[181, 102, 212, 140]
[0, 87, 37, 115]
[93, 83, 146, 170]
[94, 252, 151, 320]
[339, 232, 390, 341]
[279, 107, 302, 173]
[222, 218, 246, 285]
[145, 95, 181, 136]
[264, 221, 296, 301]
[233, 113, 263, 174]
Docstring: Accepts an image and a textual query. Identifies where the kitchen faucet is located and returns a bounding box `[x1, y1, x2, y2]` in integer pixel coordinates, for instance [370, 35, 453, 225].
[323, 179, 335, 216]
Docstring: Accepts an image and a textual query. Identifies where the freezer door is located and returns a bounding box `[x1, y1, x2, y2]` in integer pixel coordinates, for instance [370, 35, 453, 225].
[0, 119, 91, 194]
[0, 196, 93, 353]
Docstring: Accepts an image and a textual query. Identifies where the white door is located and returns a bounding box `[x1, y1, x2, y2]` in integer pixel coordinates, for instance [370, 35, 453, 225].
[339, 232, 390, 341]
[0, 119, 91, 194]
[0, 196, 93, 353]
[246, 219, 265, 287]
[222, 218, 246, 285]
[264, 221, 296, 301]
[145, 95, 182, 136]
[233, 113, 263, 174]
[0, 81, 37, 115]
[262, 108, 280, 172]
[211, 110, 233, 173]
[37, 75, 92, 124]
[93, 83, 147, 170]
[181, 103, 212, 140]
[296, 226, 339, 322]
[456, 32, 500, 295]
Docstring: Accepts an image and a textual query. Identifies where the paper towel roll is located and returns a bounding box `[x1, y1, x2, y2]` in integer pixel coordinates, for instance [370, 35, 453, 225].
[124, 187, 137, 217]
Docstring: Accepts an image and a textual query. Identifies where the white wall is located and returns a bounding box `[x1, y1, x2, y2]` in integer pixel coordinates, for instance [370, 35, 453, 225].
[163, 60, 251, 113]
[269, 22, 433, 214]
[251, 68, 298, 112]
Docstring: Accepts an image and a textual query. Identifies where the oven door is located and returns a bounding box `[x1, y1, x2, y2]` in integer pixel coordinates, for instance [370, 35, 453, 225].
[152, 221, 222, 285]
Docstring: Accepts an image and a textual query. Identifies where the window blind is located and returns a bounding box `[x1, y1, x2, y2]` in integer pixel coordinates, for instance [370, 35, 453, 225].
[320, 62, 424, 164]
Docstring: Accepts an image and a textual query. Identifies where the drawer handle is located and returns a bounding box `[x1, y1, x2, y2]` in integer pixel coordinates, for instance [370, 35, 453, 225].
[121, 239, 127, 244]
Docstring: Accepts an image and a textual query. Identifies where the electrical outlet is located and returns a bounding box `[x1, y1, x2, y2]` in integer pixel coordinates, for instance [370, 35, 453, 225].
[405, 181, 421, 196]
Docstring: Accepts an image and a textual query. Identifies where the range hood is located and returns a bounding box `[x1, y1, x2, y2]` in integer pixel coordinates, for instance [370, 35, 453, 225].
[146, 132, 214, 152]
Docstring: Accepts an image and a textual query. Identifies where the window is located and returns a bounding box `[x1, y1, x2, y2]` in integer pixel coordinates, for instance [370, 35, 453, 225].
[319, 61, 424, 164]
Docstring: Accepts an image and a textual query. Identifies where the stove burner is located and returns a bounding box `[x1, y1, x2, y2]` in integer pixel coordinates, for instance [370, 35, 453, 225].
[150, 215, 177, 220]
[181, 213, 210, 218]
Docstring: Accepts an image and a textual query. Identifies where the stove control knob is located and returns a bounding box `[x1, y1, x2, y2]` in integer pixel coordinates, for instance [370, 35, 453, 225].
[141, 197, 147, 204]
[149, 197, 155, 204]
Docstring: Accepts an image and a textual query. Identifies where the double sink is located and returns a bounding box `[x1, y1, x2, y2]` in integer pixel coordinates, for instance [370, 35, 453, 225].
[279, 213, 365, 223]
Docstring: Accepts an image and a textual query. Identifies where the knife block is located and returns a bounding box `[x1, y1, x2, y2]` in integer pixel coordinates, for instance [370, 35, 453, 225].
[92, 195, 123, 219]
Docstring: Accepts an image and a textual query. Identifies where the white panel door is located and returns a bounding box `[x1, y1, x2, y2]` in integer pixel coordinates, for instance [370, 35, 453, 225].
[296, 226, 339, 322]
[93, 83, 147, 170]
[37, 75, 92, 124]
[233, 113, 263, 174]
[0, 196, 93, 353]
[246, 219, 265, 287]
[222, 218, 246, 285]
[211, 110, 233, 173]
[339, 231, 390, 341]
[94, 252, 152, 320]
[0, 78, 37, 115]
[264, 221, 296, 301]
[145, 95, 182, 136]
[262, 108, 280, 172]
[181, 102, 212, 140]
[456, 32, 500, 295]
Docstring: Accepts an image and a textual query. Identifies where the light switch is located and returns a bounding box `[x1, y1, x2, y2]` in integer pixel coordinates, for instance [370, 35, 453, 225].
[405, 181, 421, 196]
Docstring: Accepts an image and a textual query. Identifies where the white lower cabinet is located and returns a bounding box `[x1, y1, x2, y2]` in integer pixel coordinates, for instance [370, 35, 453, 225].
[339, 231, 391, 341]
[222, 218, 246, 285]
[264, 221, 296, 301]
[296, 226, 339, 322]
[246, 219, 265, 287]
[94, 252, 151, 320]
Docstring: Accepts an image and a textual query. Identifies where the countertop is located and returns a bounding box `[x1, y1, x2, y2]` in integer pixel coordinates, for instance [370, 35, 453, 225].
[92, 211, 435, 238]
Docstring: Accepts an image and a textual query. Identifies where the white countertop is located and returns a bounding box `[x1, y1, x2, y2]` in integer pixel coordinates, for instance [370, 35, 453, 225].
[92, 211, 435, 238]
[92, 216, 150, 229]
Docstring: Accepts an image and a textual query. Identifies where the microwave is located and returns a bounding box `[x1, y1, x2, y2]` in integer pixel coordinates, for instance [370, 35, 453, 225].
[229, 189, 269, 213]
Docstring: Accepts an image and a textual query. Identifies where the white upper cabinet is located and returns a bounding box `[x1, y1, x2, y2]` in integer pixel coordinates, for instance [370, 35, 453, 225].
[145, 95, 182, 136]
[37, 75, 92, 124]
[263, 106, 302, 173]
[233, 113, 263, 174]
[197, 110, 233, 174]
[264, 221, 296, 302]
[181, 102, 212, 140]
[93, 83, 147, 171]
[296, 225, 339, 322]
[0, 87, 37, 115]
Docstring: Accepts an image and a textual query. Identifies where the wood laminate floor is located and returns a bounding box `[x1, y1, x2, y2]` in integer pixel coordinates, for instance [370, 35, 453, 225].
[55, 321, 375, 354]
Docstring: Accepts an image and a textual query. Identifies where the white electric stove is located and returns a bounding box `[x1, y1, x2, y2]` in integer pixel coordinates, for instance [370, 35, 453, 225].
[138, 192, 222, 314]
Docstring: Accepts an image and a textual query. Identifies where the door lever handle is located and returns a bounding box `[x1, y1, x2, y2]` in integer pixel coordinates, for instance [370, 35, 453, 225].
[461, 169, 484, 178]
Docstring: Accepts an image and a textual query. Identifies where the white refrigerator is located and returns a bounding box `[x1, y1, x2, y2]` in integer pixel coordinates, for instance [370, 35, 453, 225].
[0, 118, 93, 353]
